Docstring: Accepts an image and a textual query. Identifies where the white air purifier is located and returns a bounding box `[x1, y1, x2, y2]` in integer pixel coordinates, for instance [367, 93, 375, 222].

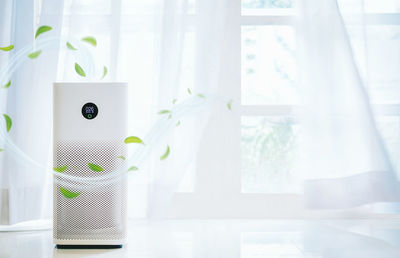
[53, 82, 128, 248]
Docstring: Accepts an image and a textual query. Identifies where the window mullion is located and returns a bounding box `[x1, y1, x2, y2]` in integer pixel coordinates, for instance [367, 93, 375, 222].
[241, 15, 295, 25]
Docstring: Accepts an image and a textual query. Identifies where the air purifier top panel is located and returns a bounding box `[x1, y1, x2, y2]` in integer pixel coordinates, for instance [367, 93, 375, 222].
[53, 82, 127, 142]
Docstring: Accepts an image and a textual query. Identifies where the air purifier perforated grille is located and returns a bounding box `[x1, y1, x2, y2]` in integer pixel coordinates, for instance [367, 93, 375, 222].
[53, 141, 127, 241]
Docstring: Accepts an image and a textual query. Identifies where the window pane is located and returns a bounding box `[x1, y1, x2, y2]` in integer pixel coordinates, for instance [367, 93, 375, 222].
[241, 26, 297, 105]
[242, 0, 296, 15]
[365, 0, 400, 13]
[375, 116, 400, 178]
[241, 116, 299, 193]
[366, 26, 400, 104]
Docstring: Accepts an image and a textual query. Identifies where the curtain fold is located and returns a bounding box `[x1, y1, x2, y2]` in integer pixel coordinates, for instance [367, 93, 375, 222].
[147, 0, 232, 218]
[0, 0, 64, 225]
[298, 0, 400, 209]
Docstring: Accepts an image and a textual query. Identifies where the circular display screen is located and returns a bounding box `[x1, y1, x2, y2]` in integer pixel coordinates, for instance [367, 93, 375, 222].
[81, 102, 98, 120]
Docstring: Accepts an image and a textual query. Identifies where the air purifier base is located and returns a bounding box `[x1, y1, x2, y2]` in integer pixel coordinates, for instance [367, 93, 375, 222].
[54, 238, 125, 246]
[56, 244, 123, 249]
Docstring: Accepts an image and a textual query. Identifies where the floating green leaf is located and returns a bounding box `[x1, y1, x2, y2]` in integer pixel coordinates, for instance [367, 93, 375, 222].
[176, 121, 181, 127]
[197, 93, 205, 98]
[53, 165, 68, 173]
[172, 99, 177, 104]
[160, 145, 170, 160]
[124, 136, 144, 144]
[227, 99, 233, 111]
[101, 66, 108, 79]
[187, 88, 192, 94]
[81, 36, 97, 47]
[88, 163, 104, 172]
[59, 187, 80, 199]
[158, 110, 171, 115]
[27, 50, 42, 59]
[66, 42, 77, 50]
[74, 63, 86, 77]
[117, 155, 126, 160]
[0, 45, 14, 51]
[127, 166, 138, 172]
[2, 80, 11, 89]
[3, 114, 12, 132]
[35, 25, 52, 39]
[0, 149, 3, 152]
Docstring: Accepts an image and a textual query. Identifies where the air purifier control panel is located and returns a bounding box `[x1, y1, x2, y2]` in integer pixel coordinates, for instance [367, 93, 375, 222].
[81, 102, 98, 120]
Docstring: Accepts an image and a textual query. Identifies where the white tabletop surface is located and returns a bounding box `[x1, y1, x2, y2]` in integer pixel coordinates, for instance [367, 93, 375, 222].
[1, 219, 400, 258]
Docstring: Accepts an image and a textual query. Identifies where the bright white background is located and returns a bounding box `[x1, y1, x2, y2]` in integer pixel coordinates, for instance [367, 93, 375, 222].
[1, 0, 400, 224]
[2, 1, 400, 258]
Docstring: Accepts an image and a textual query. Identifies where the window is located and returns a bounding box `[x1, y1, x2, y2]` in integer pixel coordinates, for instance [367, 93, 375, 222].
[170, 0, 400, 218]
[170, 0, 302, 218]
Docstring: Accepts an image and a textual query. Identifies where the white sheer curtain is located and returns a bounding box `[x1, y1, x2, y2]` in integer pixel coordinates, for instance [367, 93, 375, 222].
[0, 0, 63, 225]
[298, 0, 400, 209]
[1, 0, 400, 226]
[58, 0, 231, 219]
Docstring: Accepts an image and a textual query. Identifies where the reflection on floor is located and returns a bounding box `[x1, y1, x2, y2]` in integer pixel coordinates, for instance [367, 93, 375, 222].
[1, 219, 400, 258]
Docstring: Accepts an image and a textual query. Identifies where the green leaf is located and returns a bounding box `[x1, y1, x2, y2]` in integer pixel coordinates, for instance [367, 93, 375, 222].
[176, 121, 181, 127]
[53, 165, 68, 173]
[0, 45, 14, 51]
[88, 163, 104, 172]
[66, 42, 77, 50]
[227, 99, 233, 111]
[160, 145, 170, 160]
[101, 66, 108, 79]
[74, 63, 86, 77]
[124, 136, 144, 144]
[0, 148, 4, 152]
[59, 187, 80, 199]
[81, 36, 97, 47]
[158, 110, 171, 115]
[197, 93, 205, 98]
[2, 80, 11, 89]
[3, 114, 12, 132]
[127, 166, 138, 172]
[35, 25, 52, 39]
[187, 88, 192, 94]
[172, 99, 177, 104]
[27, 50, 42, 59]
[117, 155, 126, 160]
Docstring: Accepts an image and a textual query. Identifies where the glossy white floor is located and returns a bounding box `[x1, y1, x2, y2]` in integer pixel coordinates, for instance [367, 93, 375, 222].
[1, 219, 400, 258]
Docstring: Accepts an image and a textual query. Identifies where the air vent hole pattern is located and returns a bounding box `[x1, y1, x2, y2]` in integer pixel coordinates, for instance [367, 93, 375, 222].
[53, 141, 127, 241]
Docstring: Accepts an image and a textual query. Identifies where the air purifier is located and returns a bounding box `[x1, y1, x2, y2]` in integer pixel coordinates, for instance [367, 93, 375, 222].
[53, 82, 127, 248]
